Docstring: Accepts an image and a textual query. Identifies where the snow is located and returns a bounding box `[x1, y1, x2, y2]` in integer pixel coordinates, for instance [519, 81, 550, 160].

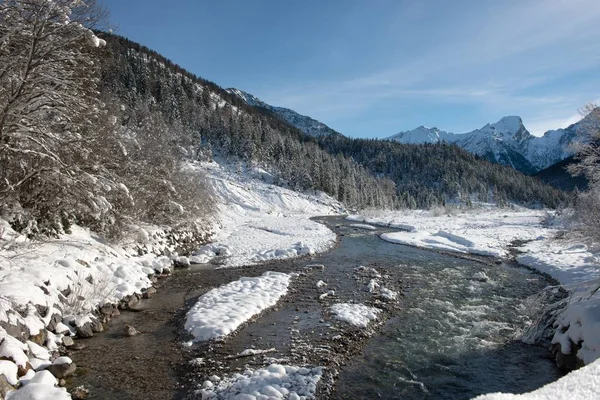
[0, 223, 167, 331]
[51, 357, 72, 366]
[474, 358, 600, 400]
[380, 288, 398, 300]
[0, 359, 18, 386]
[0, 331, 29, 367]
[196, 364, 324, 400]
[27, 370, 57, 386]
[228, 348, 276, 358]
[351, 207, 549, 258]
[517, 239, 600, 285]
[185, 272, 292, 342]
[193, 162, 339, 268]
[330, 303, 381, 328]
[349, 223, 377, 231]
[5, 383, 71, 400]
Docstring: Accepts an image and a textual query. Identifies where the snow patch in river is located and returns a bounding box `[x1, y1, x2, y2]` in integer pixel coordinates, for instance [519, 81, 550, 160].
[185, 272, 291, 342]
[330, 303, 381, 328]
[196, 364, 324, 400]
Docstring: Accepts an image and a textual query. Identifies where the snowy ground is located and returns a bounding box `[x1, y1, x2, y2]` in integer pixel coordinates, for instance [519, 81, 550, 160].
[191, 162, 339, 268]
[349, 206, 600, 400]
[349, 206, 550, 258]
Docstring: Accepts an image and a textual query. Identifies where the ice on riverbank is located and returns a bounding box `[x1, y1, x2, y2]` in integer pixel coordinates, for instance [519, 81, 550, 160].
[196, 364, 324, 400]
[184, 271, 292, 342]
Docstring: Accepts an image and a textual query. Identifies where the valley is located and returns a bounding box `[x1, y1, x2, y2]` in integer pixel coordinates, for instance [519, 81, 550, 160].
[1, 2, 600, 399]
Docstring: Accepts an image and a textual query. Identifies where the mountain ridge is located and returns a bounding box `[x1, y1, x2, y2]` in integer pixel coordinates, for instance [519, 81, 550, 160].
[389, 114, 599, 174]
[226, 88, 341, 138]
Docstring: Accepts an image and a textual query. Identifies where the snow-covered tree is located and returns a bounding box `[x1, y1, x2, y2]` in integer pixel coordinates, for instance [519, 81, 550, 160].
[568, 104, 600, 240]
[0, 0, 110, 235]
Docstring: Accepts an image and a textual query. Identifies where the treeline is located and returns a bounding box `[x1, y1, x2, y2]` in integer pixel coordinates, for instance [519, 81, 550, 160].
[318, 136, 569, 208]
[0, 0, 569, 242]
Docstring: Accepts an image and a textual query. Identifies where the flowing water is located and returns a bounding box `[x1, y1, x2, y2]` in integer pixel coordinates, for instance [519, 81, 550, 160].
[69, 216, 562, 399]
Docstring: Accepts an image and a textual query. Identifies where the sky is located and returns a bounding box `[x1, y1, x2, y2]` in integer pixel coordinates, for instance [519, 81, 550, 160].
[101, 0, 600, 138]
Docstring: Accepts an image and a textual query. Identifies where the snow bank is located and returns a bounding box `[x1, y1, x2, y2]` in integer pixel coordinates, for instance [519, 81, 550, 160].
[330, 303, 381, 328]
[350, 207, 549, 258]
[516, 235, 600, 365]
[0, 223, 169, 332]
[517, 238, 600, 285]
[196, 162, 339, 267]
[185, 272, 292, 342]
[196, 364, 324, 400]
[474, 358, 600, 400]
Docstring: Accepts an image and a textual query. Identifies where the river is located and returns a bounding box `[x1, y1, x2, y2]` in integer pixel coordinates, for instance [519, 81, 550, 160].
[68, 216, 562, 399]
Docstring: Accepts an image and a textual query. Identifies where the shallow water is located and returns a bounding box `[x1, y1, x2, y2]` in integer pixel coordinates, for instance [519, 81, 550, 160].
[68, 216, 561, 399]
[320, 218, 562, 399]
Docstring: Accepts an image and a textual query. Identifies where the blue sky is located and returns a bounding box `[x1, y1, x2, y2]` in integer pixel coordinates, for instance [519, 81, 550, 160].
[102, 0, 600, 138]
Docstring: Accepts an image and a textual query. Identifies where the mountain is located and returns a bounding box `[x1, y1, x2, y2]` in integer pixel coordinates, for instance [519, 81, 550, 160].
[97, 33, 568, 209]
[389, 114, 600, 174]
[534, 156, 588, 192]
[226, 88, 340, 137]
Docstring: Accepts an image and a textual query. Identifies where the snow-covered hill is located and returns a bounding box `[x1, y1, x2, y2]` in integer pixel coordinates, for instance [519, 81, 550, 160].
[389, 114, 600, 174]
[227, 88, 340, 137]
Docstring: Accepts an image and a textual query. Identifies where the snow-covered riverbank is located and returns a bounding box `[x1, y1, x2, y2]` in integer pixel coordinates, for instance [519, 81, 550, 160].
[193, 162, 339, 268]
[0, 161, 341, 399]
[348, 207, 600, 399]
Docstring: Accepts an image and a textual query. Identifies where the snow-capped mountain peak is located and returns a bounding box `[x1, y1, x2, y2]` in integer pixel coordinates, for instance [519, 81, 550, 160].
[388, 114, 598, 174]
[388, 125, 455, 144]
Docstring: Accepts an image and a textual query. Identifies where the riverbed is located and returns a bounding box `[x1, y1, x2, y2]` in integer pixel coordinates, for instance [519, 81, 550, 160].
[68, 216, 562, 399]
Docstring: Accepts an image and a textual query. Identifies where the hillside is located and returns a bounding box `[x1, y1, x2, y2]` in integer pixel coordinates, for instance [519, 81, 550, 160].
[96, 33, 568, 210]
[534, 156, 588, 192]
[227, 88, 341, 137]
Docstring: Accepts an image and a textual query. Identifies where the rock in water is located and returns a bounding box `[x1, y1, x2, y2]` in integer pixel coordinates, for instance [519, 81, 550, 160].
[124, 325, 140, 336]
[143, 287, 157, 299]
[76, 323, 94, 338]
[62, 336, 75, 347]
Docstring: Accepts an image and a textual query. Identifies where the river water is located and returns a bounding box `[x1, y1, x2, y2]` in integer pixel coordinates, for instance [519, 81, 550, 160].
[328, 220, 561, 399]
[69, 216, 562, 399]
